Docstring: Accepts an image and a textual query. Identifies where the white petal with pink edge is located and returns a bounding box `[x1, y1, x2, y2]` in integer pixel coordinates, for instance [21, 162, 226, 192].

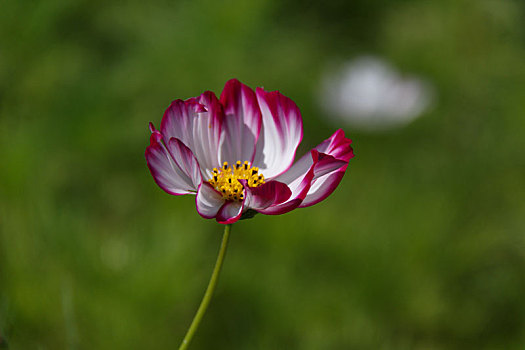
[259, 129, 353, 214]
[299, 169, 346, 208]
[166, 138, 202, 190]
[145, 132, 200, 195]
[196, 183, 226, 219]
[217, 201, 244, 224]
[297, 130, 353, 207]
[252, 88, 303, 179]
[241, 180, 291, 210]
[218, 79, 262, 166]
[259, 151, 318, 215]
[257, 158, 316, 215]
[161, 93, 223, 178]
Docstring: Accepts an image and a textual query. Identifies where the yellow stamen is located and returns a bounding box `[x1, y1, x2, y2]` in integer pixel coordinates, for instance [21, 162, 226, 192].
[208, 161, 265, 201]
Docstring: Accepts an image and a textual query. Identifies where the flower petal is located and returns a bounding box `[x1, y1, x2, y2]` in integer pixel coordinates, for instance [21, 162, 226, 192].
[260, 129, 354, 214]
[145, 132, 200, 195]
[241, 180, 291, 210]
[252, 87, 303, 179]
[312, 129, 354, 162]
[196, 183, 225, 219]
[218, 79, 262, 165]
[160, 98, 201, 148]
[148, 122, 157, 133]
[216, 201, 244, 224]
[299, 129, 354, 207]
[311, 152, 347, 179]
[160, 92, 224, 177]
[298, 170, 346, 208]
[257, 158, 315, 215]
[193, 91, 224, 176]
[166, 138, 202, 190]
[276, 129, 353, 187]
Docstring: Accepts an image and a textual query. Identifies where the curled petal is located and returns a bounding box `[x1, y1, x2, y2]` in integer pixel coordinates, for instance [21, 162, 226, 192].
[312, 128, 354, 162]
[196, 183, 225, 219]
[311, 151, 347, 179]
[218, 79, 262, 165]
[145, 133, 200, 195]
[300, 129, 354, 207]
[299, 169, 346, 208]
[261, 129, 353, 213]
[257, 161, 315, 215]
[278, 129, 353, 186]
[241, 180, 292, 210]
[217, 201, 244, 224]
[252, 87, 303, 179]
[167, 138, 202, 190]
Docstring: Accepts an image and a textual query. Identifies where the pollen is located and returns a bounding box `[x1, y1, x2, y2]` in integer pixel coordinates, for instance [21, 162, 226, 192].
[208, 161, 265, 201]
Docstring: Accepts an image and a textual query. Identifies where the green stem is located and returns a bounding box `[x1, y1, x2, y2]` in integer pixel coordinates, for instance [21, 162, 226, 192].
[178, 224, 232, 350]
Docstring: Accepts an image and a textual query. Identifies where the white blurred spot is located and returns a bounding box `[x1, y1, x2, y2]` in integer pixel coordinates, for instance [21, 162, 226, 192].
[320, 56, 435, 131]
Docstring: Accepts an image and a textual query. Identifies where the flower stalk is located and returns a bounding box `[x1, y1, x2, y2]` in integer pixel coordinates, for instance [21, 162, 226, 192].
[178, 224, 232, 350]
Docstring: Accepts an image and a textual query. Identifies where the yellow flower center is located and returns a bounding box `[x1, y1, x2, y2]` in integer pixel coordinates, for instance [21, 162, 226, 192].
[208, 161, 265, 201]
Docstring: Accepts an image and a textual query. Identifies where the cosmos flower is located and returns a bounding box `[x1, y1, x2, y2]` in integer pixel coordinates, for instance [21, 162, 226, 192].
[146, 79, 354, 224]
[320, 56, 434, 131]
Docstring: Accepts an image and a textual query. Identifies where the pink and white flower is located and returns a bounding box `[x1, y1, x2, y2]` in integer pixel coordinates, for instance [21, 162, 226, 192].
[146, 79, 354, 224]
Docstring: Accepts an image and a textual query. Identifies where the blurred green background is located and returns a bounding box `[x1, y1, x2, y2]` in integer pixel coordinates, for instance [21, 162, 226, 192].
[1, 0, 525, 348]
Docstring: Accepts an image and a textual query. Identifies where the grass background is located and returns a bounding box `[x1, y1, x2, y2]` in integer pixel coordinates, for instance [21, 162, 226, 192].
[1, 0, 525, 348]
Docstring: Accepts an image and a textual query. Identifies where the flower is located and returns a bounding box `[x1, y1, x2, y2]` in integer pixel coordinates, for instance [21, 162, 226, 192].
[320, 56, 434, 131]
[146, 79, 354, 224]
